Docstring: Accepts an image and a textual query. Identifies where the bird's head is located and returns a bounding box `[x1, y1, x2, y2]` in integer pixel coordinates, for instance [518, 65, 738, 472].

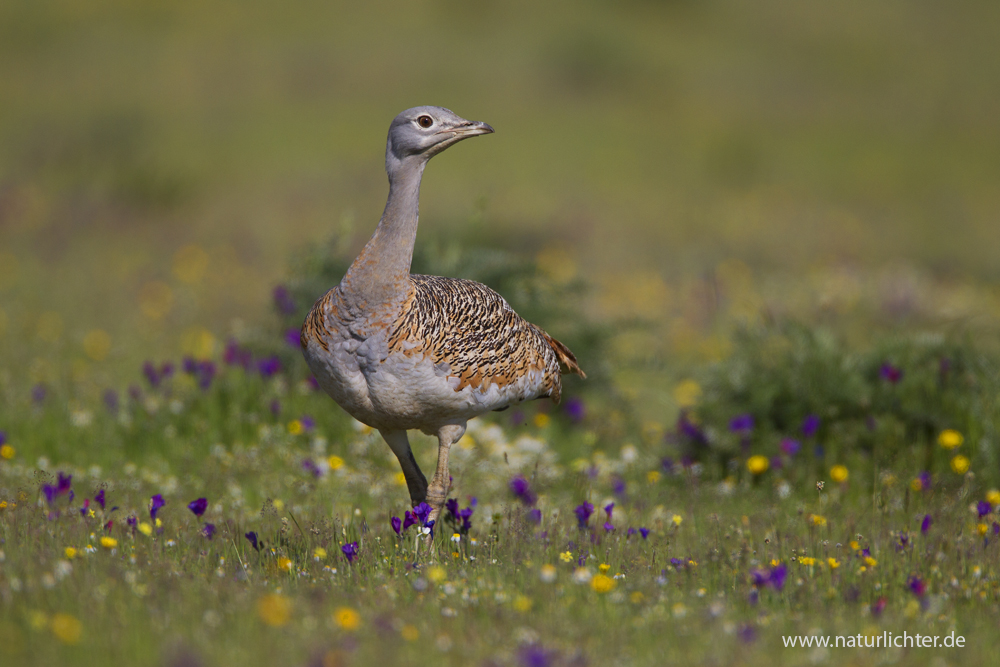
[385, 106, 494, 175]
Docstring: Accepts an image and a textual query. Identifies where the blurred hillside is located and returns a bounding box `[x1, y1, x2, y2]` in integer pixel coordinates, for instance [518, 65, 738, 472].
[1, 0, 999, 419]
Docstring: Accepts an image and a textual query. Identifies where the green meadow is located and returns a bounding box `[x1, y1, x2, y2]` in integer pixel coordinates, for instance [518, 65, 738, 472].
[3, 1, 1000, 665]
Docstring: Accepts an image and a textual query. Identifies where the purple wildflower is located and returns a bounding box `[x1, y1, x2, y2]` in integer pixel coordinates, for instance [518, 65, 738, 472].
[143, 362, 160, 388]
[57, 472, 72, 495]
[908, 576, 927, 598]
[458, 506, 474, 532]
[529, 509, 542, 525]
[300, 416, 315, 431]
[301, 459, 321, 477]
[196, 361, 216, 389]
[769, 563, 787, 590]
[918, 471, 931, 491]
[0, 431, 5, 445]
[880, 363, 903, 384]
[201, 523, 216, 539]
[341, 541, 359, 563]
[510, 410, 525, 427]
[604, 502, 614, 520]
[677, 411, 707, 444]
[412, 502, 432, 526]
[32, 384, 47, 403]
[223, 339, 252, 368]
[402, 511, 417, 531]
[574, 502, 594, 529]
[781, 438, 802, 456]
[603, 521, 615, 533]
[729, 414, 754, 433]
[79, 498, 90, 516]
[978, 501, 992, 518]
[801, 414, 820, 438]
[639, 527, 649, 540]
[269, 399, 281, 417]
[273, 285, 297, 315]
[563, 396, 586, 423]
[669, 557, 684, 569]
[921, 514, 932, 534]
[149, 494, 165, 520]
[257, 356, 282, 378]
[245, 531, 260, 551]
[182, 356, 198, 374]
[509, 475, 537, 506]
[127, 515, 137, 529]
[188, 498, 208, 517]
[993, 522, 1000, 536]
[611, 476, 626, 496]
[391, 516, 402, 535]
[518, 644, 554, 667]
[285, 328, 302, 348]
[103, 389, 119, 413]
[445, 498, 459, 519]
[94, 489, 105, 510]
[159, 362, 174, 380]
[738, 624, 757, 644]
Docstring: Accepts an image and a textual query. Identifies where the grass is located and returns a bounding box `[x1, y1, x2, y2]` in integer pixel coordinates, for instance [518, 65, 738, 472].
[3, 330, 1000, 666]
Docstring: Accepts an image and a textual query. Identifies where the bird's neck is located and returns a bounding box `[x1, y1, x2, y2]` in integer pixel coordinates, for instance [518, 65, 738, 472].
[341, 159, 426, 305]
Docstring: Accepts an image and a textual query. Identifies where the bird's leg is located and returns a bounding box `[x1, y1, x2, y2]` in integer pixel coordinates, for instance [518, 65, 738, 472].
[425, 423, 466, 527]
[380, 429, 428, 506]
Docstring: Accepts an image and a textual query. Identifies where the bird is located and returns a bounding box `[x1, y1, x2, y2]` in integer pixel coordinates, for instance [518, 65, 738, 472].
[301, 106, 585, 526]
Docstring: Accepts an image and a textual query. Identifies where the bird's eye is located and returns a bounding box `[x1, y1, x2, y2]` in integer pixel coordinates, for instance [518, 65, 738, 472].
[417, 115, 433, 128]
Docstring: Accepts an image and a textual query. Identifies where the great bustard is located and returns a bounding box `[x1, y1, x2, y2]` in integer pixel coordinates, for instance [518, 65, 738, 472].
[301, 106, 585, 526]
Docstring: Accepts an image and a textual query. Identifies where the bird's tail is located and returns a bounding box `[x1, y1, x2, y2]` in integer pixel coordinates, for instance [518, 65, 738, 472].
[543, 333, 587, 379]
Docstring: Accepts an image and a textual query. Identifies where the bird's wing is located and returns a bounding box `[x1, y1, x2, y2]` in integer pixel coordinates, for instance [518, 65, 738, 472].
[385, 275, 583, 404]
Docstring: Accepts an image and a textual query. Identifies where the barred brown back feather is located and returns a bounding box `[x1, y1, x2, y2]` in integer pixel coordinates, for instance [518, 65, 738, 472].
[385, 275, 582, 403]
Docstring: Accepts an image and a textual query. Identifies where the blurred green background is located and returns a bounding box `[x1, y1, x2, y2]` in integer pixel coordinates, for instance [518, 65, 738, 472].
[2, 0, 999, 420]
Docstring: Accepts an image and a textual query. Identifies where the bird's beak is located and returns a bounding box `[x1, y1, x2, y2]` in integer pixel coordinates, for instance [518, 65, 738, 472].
[439, 120, 494, 138]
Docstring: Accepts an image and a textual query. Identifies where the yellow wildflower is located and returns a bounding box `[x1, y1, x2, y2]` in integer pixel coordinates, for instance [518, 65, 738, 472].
[394, 471, 407, 486]
[799, 557, 816, 566]
[630, 591, 645, 604]
[746, 455, 769, 475]
[559, 551, 574, 563]
[810, 514, 827, 527]
[138, 522, 153, 536]
[99, 537, 118, 550]
[599, 563, 610, 573]
[830, 465, 849, 483]
[333, 607, 360, 631]
[850, 541, 859, 551]
[0, 501, 6, 510]
[288, 420, 303, 435]
[673, 379, 702, 408]
[647, 470, 661, 483]
[513, 595, 533, 612]
[978, 523, 989, 536]
[257, 594, 291, 627]
[327, 455, 344, 470]
[672, 514, 683, 527]
[827, 558, 840, 569]
[533, 413, 550, 428]
[50, 613, 82, 644]
[64, 547, 78, 560]
[0, 444, 14, 460]
[540, 564, 557, 583]
[951, 455, 970, 474]
[590, 574, 616, 594]
[910, 477, 924, 492]
[427, 566, 446, 583]
[938, 429, 964, 449]
[864, 556, 877, 568]
[401, 624, 419, 641]
[987, 489, 1000, 507]
[278, 557, 293, 572]
[770, 559, 781, 567]
[313, 547, 327, 561]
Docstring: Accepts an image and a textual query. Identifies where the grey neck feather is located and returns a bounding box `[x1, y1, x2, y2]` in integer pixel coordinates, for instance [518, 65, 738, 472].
[341, 154, 427, 305]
